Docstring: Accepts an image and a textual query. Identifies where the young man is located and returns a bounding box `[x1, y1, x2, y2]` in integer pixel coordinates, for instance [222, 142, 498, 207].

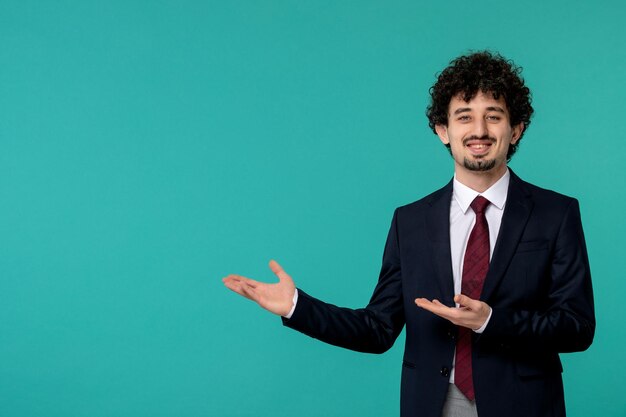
[223, 51, 595, 417]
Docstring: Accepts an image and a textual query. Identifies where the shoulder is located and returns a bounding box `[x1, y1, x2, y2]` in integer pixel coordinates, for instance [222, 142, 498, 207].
[510, 171, 579, 209]
[395, 180, 452, 216]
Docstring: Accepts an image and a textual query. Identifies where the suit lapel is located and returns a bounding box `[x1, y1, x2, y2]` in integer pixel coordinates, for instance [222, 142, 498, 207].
[425, 180, 456, 306]
[481, 171, 533, 301]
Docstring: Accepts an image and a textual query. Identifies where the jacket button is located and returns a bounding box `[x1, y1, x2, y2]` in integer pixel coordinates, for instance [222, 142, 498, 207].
[440, 367, 450, 377]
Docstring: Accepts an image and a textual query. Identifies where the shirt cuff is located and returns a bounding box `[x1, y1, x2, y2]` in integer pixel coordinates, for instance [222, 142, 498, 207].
[282, 289, 298, 319]
[473, 307, 492, 333]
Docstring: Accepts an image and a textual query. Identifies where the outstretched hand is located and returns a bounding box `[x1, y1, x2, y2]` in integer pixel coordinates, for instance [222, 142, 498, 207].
[222, 260, 296, 317]
[414, 294, 491, 330]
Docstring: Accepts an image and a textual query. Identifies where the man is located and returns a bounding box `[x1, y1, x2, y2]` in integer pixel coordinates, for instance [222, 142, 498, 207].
[223, 51, 595, 417]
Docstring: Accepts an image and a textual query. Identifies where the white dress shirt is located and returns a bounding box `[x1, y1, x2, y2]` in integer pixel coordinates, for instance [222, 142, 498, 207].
[448, 168, 510, 381]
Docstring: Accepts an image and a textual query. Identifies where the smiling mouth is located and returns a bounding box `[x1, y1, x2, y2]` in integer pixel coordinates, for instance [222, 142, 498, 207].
[463, 135, 496, 157]
[467, 143, 491, 149]
[465, 142, 493, 156]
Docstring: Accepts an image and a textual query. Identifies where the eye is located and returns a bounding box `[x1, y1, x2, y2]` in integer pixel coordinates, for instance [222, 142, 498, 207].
[457, 115, 471, 122]
[486, 115, 502, 121]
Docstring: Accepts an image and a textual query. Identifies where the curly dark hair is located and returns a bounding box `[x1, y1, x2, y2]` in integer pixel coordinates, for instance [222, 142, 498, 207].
[426, 51, 534, 160]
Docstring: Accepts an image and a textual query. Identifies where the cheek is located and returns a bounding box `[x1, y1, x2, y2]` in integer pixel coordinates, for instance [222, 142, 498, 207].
[450, 137, 465, 148]
[495, 127, 514, 141]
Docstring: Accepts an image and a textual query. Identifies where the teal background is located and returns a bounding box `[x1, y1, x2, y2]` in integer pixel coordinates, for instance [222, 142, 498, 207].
[1, 1, 624, 416]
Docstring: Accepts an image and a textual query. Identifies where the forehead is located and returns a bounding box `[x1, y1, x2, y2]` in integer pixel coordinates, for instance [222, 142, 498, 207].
[448, 91, 509, 114]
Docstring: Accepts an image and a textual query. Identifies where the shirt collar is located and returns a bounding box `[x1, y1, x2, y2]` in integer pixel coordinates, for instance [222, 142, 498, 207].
[453, 169, 510, 214]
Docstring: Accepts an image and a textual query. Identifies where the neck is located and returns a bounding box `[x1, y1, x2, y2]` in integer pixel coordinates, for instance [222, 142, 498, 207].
[454, 164, 508, 193]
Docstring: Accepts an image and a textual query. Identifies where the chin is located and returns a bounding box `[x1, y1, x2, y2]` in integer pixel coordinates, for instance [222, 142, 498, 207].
[463, 157, 496, 172]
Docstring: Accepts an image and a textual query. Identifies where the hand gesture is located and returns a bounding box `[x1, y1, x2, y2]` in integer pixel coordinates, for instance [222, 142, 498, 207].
[222, 260, 296, 317]
[414, 294, 491, 330]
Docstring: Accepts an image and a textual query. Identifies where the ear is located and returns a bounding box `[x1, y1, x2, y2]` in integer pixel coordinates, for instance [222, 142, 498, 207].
[435, 124, 450, 145]
[511, 123, 524, 144]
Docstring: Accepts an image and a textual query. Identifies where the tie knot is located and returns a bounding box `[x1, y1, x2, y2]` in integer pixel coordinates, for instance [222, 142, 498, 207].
[471, 195, 490, 214]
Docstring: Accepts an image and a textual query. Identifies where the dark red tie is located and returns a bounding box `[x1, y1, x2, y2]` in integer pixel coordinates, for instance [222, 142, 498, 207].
[455, 196, 491, 401]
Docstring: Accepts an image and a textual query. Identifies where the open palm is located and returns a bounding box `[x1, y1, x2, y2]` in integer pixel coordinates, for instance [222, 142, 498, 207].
[222, 260, 296, 316]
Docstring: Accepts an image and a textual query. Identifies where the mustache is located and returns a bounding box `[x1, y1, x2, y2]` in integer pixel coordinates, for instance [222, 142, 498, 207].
[463, 135, 496, 145]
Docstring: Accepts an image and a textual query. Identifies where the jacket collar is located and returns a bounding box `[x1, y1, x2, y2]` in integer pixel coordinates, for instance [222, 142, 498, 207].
[481, 169, 533, 301]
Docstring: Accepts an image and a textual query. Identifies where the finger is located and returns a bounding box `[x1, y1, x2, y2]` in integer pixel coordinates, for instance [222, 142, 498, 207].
[416, 298, 461, 322]
[415, 298, 446, 308]
[239, 283, 259, 302]
[414, 298, 431, 308]
[223, 279, 258, 301]
[455, 294, 480, 310]
[223, 279, 247, 297]
[223, 274, 253, 282]
[269, 260, 291, 282]
[223, 274, 259, 288]
[415, 298, 445, 313]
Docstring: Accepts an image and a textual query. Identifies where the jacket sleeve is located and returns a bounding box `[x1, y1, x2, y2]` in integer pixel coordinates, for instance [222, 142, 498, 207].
[482, 199, 595, 354]
[282, 209, 405, 354]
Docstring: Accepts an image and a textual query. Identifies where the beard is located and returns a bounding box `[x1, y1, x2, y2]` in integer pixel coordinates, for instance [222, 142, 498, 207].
[461, 135, 498, 171]
[463, 157, 496, 171]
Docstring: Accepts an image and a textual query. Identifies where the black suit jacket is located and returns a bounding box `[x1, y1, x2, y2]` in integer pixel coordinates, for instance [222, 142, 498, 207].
[284, 171, 595, 417]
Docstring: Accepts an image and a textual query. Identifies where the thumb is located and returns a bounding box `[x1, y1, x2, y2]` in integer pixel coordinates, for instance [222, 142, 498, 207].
[269, 259, 292, 283]
[454, 294, 479, 309]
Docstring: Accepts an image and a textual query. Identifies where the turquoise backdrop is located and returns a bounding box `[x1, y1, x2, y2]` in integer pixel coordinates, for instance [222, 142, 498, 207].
[1, 1, 624, 416]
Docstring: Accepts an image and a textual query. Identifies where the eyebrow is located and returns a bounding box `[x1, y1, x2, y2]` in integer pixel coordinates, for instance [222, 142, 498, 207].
[452, 106, 507, 115]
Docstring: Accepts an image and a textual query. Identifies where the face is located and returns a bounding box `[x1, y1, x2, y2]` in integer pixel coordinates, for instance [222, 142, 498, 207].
[435, 91, 524, 181]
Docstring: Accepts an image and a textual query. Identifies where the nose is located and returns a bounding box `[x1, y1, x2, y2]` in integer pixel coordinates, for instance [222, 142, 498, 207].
[472, 118, 488, 138]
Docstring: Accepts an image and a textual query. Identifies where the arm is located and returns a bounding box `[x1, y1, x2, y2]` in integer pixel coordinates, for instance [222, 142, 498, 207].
[484, 199, 595, 353]
[223, 210, 406, 354]
[283, 209, 405, 354]
[416, 199, 595, 354]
